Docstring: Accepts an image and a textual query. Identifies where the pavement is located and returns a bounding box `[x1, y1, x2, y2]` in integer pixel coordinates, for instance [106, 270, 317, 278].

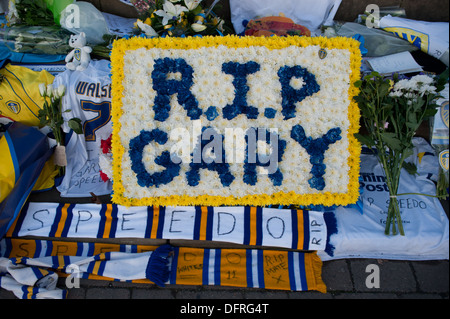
[0, 191, 448, 302]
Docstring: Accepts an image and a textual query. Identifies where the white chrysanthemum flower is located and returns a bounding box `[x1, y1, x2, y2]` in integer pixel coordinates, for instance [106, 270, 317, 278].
[118, 42, 353, 197]
[410, 74, 434, 86]
[389, 90, 403, 98]
[290, 77, 305, 90]
[418, 84, 437, 96]
[393, 79, 414, 92]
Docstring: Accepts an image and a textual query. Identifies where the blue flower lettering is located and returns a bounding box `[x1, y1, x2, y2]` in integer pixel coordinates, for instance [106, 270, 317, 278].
[290, 125, 342, 190]
[187, 127, 235, 187]
[222, 61, 260, 120]
[278, 65, 320, 120]
[152, 58, 203, 121]
[244, 128, 286, 186]
[129, 129, 181, 188]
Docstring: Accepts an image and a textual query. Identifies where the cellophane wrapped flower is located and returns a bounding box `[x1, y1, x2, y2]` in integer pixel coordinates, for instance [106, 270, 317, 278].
[131, 0, 157, 14]
[131, 0, 230, 38]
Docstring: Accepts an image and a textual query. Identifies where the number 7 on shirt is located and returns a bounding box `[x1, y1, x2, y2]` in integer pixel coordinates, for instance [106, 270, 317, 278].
[80, 100, 112, 142]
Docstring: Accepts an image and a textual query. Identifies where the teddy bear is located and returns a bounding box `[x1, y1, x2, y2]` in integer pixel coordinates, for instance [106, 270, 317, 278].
[65, 32, 92, 71]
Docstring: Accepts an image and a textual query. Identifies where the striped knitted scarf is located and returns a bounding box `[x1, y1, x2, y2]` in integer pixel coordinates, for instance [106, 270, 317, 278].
[1, 238, 326, 299]
[8, 202, 336, 253]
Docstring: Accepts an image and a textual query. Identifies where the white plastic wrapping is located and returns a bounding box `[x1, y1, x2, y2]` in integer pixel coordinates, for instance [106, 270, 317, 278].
[59, 1, 110, 45]
[380, 15, 449, 66]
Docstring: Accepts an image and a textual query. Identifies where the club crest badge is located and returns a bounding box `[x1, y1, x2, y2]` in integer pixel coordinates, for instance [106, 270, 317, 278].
[6, 101, 21, 114]
[74, 48, 81, 61]
[439, 150, 449, 171]
[441, 101, 449, 129]
[318, 48, 327, 59]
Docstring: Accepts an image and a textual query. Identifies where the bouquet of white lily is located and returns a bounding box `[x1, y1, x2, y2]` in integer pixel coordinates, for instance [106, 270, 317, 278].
[131, 0, 231, 37]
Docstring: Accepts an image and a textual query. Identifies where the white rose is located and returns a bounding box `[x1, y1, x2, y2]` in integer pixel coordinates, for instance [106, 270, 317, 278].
[53, 84, 65, 98]
[47, 84, 54, 98]
[38, 83, 47, 97]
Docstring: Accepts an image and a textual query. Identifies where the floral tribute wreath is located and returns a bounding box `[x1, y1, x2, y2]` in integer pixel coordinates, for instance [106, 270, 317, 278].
[110, 35, 362, 207]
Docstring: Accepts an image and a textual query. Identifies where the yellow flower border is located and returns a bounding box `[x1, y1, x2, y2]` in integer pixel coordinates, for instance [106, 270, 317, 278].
[110, 35, 362, 207]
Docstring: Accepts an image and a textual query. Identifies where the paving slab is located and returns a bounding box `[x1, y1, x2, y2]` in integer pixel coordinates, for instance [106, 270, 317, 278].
[66, 287, 86, 299]
[287, 291, 333, 299]
[333, 292, 399, 299]
[85, 287, 131, 299]
[174, 289, 205, 299]
[197, 289, 246, 299]
[132, 287, 175, 299]
[243, 290, 289, 299]
[350, 259, 416, 293]
[411, 260, 449, 293]
[322, 260, 353, 292]
[0, 289, 17, 299]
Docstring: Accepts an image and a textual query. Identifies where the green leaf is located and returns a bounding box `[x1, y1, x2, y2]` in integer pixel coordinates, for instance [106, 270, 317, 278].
[402, 161, 418, 176]
[42, 101, 49, 113]
[380, 103, 394, 116]
[363, 87, 374, 95]
[68, 118, 83, 134]
[412, 98, 425, 112]
[436, 68, 449, 91]
[380, 132, 402, 151]
[402, 147, 414, 159]
[422, 107, 438, 119]
[364, 72, 381, 81]
[407, 112, 418, 128]
[378, 82, 391, 97]
[406, 122, 419, 130]
[354, 80, 362, 88]
[39, 118, 48, 127]
[359, 106, 374, 120]
[192, 5, 203, 15]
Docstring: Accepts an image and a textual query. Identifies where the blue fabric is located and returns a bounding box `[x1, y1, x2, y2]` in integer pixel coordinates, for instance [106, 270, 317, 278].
[0, 44, 66, 64]
[352, 34, 368, 56]
[0, 122, 54, 239]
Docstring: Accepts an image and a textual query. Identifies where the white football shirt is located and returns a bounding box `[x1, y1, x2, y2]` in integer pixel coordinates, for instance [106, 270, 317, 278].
[54, 59, 113, 197]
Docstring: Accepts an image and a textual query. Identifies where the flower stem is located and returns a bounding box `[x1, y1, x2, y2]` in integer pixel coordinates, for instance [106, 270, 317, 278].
[375, 138, 405, 236]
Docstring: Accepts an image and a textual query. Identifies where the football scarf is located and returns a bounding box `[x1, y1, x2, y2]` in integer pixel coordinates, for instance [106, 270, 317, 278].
[170, 246, 326, 292]
[8, 202, 336, 252]
[0, 257, 65, 299]
[0, 238, 326, 298]
[0, 240, 172, 299]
